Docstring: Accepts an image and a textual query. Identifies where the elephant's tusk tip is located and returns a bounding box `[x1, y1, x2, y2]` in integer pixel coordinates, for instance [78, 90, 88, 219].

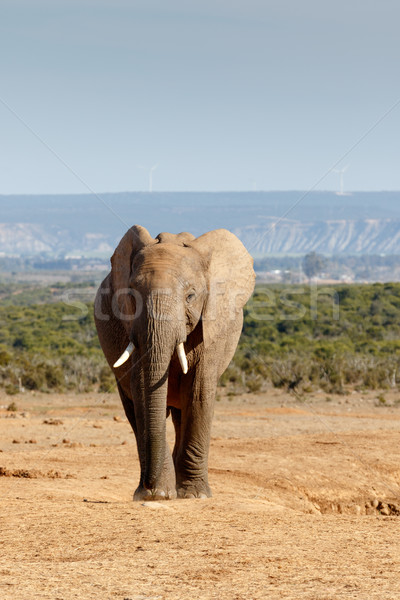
[113, 342, 135, 368]
[177, 342, 188, 375]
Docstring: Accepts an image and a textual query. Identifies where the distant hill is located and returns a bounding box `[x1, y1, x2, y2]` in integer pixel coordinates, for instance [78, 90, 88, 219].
[1, 191, 400, 257]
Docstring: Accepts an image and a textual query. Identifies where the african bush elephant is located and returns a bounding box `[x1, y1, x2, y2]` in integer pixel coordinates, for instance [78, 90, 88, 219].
[94, 225, 255, 500]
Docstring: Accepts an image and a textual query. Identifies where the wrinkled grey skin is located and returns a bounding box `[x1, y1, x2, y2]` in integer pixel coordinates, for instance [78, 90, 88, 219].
[94, 225, 255, 500]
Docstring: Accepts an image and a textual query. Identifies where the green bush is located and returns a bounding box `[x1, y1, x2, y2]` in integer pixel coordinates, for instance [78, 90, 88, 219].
[5, 384, 19, 396]
[0, 348, 11, 366]
[245, 374, 263, 393]
[98, 366, 117, 393]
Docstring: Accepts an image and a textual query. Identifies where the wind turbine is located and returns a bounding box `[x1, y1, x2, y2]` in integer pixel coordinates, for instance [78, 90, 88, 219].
[137, 163, 159, 192]
[148, 163, 158, 192]
[333, 165, 349, 196]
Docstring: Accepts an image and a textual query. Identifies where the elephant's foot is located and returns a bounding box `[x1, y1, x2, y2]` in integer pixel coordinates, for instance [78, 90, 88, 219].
[176, 479, 212, 499]
[134, 446, 177, 501]
[133, 484, 177, 501]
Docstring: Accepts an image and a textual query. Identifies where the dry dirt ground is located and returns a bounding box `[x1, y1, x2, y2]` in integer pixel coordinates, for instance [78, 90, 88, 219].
[1, 387, 400, 600]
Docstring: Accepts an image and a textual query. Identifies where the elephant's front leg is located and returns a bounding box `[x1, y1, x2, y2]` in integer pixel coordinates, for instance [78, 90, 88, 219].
[174, 368, 216, 499]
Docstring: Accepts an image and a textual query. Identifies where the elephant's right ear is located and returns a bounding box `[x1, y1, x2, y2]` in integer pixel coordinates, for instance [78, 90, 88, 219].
[110, 225, 156, 330]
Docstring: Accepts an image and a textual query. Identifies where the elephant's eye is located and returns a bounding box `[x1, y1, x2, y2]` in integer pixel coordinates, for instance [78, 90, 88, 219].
[186, 292, 196, 304]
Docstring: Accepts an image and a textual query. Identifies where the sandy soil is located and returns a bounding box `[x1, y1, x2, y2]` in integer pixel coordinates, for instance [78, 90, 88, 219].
[1, 387, 400, 600]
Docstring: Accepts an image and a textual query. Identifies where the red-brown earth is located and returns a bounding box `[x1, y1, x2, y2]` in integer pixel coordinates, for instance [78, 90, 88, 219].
[1, 388, 400, 599]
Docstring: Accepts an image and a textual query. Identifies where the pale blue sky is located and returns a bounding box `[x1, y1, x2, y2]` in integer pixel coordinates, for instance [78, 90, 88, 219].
[1, 0, 399, 194]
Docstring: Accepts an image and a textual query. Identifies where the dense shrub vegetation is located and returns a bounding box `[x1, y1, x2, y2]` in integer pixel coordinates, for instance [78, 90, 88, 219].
[0, 283, 109, 394]
[226, 283, 400, 394]
[1, 282, 400, 394]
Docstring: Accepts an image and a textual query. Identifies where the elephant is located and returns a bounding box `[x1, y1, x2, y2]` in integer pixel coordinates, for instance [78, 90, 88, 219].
[94, 225, 255, 500]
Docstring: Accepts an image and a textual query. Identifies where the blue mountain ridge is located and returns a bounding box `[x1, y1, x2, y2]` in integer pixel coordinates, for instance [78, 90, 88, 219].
[1, 191, 400, 256]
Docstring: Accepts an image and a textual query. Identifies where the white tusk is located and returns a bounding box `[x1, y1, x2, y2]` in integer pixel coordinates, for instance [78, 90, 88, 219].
[177, 342, 188, 374]
[113, 342, 135, 368]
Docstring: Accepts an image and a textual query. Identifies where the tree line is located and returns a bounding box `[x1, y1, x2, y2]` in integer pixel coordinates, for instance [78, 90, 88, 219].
[1, 282, 400, 395]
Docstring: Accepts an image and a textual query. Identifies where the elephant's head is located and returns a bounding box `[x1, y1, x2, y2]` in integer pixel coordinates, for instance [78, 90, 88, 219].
[110, 225, 254, 491]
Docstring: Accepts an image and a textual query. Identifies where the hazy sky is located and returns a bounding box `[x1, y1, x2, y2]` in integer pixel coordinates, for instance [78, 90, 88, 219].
[1, 0, 399, 194]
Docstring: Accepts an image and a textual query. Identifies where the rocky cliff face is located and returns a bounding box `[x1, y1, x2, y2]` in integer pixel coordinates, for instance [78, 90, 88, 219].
[0, 224, 113, 257]
[1, 191, 400, 257]
[1, 217, 400, 257]
[0, 223, 61, 255]
[235, 218, 400, 256]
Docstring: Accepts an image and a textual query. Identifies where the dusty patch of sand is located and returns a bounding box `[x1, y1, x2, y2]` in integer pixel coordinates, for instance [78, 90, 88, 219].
[1, 388, 400, 599]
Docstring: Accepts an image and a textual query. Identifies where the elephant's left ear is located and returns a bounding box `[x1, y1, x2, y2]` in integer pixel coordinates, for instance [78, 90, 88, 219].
[191, 229, 255, 347]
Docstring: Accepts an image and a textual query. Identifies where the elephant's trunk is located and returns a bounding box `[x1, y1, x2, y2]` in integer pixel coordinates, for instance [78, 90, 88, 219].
[139, 293, 186, 491]
[142, 344, 170, 490]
